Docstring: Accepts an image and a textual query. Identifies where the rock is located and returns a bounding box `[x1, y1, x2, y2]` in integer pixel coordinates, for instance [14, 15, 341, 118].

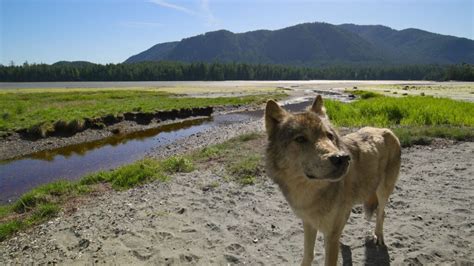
[78, 239, 90, 249]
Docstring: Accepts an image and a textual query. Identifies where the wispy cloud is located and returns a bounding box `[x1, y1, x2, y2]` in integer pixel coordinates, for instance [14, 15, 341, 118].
[148, 0, 218, 26]
[199, 0, 217, 26]
[148, 0, 197, 15]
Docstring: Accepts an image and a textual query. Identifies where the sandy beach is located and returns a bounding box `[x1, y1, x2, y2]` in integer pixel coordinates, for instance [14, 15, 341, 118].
[1, 116, 472, 265]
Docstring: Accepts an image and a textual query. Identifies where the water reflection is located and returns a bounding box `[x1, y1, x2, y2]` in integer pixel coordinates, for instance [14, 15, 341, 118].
[28, 118, 211, 161]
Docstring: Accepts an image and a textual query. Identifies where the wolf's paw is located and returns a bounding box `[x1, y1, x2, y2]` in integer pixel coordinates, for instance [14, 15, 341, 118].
[373, 233, 385, 246]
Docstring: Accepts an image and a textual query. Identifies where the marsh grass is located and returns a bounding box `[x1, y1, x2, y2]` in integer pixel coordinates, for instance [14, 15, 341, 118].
[0, 89, 285, 132]
[325, 92, 474, 146]
[326, 95, 473, 127]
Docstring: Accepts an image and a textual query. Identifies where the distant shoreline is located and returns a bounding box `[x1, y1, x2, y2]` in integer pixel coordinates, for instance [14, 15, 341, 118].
[0, 80, 448, 89]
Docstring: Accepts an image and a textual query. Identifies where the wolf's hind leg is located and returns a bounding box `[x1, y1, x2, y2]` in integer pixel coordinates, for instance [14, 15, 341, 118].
[374, 189, 386, 245]
[374, 181, 394, 246]
[374, 149, 400, 246]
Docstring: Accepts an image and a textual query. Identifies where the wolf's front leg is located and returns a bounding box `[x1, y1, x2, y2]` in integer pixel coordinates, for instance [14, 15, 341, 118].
[302, 221, 317, 266]
[323, 230, 342, 266]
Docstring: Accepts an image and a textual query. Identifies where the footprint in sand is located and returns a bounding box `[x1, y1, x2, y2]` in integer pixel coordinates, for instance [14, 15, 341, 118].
[157, 231, 174, 240]
[179, 254, 200, 263]
[225, 243, 246, 255]
[132, 249, 153, 261]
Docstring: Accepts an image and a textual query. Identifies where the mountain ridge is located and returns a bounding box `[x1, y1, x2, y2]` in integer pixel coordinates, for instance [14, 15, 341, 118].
[124, 22, 474, 65]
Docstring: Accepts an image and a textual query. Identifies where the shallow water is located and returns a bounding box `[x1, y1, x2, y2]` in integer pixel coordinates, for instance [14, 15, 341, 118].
[0, 99, 317, 203]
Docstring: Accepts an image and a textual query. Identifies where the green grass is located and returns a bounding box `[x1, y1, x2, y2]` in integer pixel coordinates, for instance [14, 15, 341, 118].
[227, 154, 262, 185]
[12, 181, 89, 213]
[161, 156, 194, 173]
[326, 92, 474, 146]
[393, 126, 474, 147]
[346, 90, 382, 99]
[192, 132, 265, 185]
[81, 159, 168, 190]
[0, 221, 23, 242]
[326, 95, 473, 128]
[0, 89, 285, 132]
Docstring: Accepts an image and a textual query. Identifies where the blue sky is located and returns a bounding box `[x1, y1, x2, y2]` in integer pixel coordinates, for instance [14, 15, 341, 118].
[1, 0, 473, 65]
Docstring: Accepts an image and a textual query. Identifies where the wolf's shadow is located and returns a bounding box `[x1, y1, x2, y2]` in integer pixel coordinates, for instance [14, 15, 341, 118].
[340, 238, 390, 266]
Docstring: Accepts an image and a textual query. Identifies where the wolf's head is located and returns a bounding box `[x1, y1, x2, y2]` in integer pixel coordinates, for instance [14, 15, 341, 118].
[265, 96, 350, 183]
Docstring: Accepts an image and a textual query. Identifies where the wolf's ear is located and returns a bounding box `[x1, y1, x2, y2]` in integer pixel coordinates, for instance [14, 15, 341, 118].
[310, 95, 327, 118]
[265, 100, 287, 136]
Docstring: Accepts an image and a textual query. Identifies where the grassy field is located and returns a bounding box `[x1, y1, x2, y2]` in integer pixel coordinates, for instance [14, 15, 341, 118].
[0, 88, 285, 133]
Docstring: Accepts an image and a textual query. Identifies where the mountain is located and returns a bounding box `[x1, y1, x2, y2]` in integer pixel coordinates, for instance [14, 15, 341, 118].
[338, 24, 474, 64]
[124, 22, 474, 65]
[52, 61, 97, 67]
[124, 42, 179, 63]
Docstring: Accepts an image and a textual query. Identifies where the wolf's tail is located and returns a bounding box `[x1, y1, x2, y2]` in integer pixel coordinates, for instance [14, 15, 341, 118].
[364, 193, 378, 220]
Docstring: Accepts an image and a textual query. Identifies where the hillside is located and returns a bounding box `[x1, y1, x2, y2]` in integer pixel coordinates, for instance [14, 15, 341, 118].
[125, 22, 474, 66]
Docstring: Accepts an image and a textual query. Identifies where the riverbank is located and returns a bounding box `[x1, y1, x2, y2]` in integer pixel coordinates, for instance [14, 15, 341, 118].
[1, 127, 472, 264]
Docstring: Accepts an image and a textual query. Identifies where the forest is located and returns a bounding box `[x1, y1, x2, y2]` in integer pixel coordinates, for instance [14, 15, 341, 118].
[0, 61, 473, 82]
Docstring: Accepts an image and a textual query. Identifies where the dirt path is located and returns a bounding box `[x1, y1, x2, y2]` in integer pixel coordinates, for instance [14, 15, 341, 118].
[1, 120, 472, 264]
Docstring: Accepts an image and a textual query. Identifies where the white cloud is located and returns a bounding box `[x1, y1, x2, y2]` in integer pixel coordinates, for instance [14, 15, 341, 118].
[148, 0, 218, 26]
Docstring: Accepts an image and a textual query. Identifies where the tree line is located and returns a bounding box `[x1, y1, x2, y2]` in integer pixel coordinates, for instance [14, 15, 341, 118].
[0, 61, 472, 82]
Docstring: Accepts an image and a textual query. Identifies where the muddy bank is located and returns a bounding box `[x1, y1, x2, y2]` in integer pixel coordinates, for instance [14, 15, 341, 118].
[0, 131, 472, 264]
[15, 107, 213, 140]
[1, 106, 245, 161]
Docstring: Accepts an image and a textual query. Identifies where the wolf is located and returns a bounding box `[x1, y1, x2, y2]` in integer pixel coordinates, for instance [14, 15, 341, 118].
[265, 95, 401, 266]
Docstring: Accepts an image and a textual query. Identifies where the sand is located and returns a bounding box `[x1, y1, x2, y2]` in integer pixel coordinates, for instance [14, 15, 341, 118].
[1, 117, 473, 265]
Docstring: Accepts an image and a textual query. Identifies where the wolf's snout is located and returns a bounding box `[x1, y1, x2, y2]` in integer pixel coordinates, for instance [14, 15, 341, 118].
[329, 154, 350, 167]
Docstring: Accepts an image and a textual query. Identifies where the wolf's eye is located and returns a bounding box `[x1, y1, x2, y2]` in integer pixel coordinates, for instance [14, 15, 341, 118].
[327, 132, 335, 141]
[295, 136, 308, 143]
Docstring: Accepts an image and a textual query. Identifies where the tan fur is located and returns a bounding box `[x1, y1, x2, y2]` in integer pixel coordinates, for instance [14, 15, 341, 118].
[265, 96, 401, 266]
